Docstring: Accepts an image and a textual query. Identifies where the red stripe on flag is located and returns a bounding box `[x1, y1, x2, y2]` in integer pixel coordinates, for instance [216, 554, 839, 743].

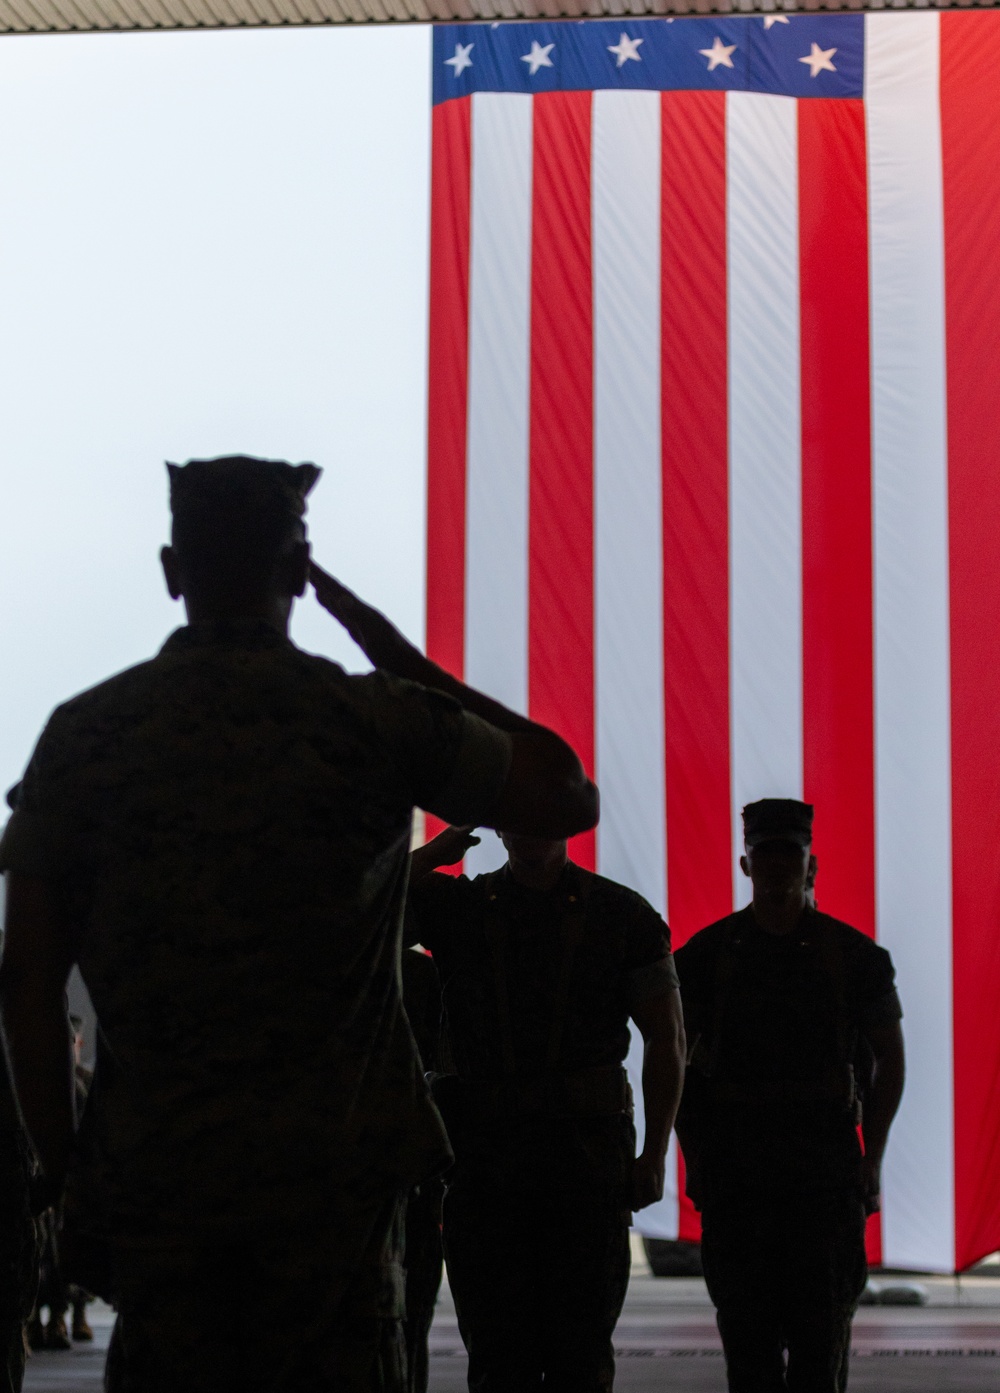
[942, 11, 1000, 1272]
[660, 89, 730, 1243]
[426, 96, 471, 686]
[798, 97, 879, 1262]
[528, 91, 596, 870]
[799, 98, 875, 938]
[660, 90, 732, 948]
[426, 98, 471, 851]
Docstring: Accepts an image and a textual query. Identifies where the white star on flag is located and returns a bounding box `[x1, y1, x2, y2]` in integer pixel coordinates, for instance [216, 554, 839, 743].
[608, 33, 644, 68]
[763, 15, 790, 27]
[699, 37, 737, 72]
[799, 42, 837, 77]
[521, 41, 555, 76]
[445, 42, 474, 77]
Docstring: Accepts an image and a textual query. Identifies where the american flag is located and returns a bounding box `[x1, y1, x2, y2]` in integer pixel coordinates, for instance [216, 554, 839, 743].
[425, 12, 1000, 1274]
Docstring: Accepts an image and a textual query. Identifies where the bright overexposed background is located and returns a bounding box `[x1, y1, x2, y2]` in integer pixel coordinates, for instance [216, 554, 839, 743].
[0, 25, 432, 796]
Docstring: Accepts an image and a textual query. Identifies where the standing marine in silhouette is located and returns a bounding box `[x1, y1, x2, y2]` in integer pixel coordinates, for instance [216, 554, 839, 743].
[675, 799, 905, 1393]
[404, 823, 686, 1392]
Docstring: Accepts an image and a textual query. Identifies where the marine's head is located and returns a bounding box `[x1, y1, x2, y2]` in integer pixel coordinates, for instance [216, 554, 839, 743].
[499, 831, 568, 886]
[738, 798, 816, 909]
[160, 456, 321, 628]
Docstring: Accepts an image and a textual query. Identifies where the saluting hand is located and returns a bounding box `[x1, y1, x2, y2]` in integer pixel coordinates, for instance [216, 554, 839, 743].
[428, 825, 481, 865]
[410, 825, 481, 883]
[309, 563, 414, 673]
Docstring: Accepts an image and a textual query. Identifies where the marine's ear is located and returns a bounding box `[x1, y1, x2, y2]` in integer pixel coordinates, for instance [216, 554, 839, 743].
[160, 545, 183, 601]
[739, 853, 750, 879]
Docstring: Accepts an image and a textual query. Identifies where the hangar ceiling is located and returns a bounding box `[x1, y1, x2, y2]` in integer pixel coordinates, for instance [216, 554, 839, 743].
[0, 0, 982, 39]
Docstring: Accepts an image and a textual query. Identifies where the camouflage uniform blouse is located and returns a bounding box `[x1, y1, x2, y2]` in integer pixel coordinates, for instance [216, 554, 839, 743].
[0, 621, 510, 1246]
[409, 862, 677, 1080]
[675, 906, 903, 1200]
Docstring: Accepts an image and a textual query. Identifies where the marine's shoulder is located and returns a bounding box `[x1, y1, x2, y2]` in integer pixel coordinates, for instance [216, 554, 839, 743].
[813, 913, 896, 989]
[336, 666, 461, 724]
[46, 656, 164, 728]
[283, 645, 355, 690]
[675, 910, 748, 956]
[578, 867, 662, 920]
[813, 911, 889, 956]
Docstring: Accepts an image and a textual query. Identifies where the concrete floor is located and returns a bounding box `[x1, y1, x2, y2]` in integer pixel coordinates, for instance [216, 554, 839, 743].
[428, 1268, 1000, 1391]
[23, 1271, 1000, 1391]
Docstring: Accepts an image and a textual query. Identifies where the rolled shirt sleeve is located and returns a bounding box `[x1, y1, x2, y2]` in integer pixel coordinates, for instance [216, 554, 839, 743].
[618, 891, 678, 1014]
[361, 673, 513, 828]
[853, 940, 904, 1032]
[0, 720, 70, 882]
[626, 953, 680, 1011]
[422, 712, 512, 828]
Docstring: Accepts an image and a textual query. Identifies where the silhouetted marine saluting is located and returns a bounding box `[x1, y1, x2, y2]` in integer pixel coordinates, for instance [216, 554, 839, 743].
[0, 455, 597, 1393]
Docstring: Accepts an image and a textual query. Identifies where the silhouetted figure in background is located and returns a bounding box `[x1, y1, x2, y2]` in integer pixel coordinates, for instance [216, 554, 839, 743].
[25, 1014, 93, 1354]
[0, 785, 38, 1393]
[68, 1015, 95, 1345]
[675, 800, 905, 1393]
[400, 948, 444, 1393]
[405, 823, 686, 1393]
[0, 455, 597, 1393]
[0, 1031, 34, 1393]
[25, 1210, 69, 1353]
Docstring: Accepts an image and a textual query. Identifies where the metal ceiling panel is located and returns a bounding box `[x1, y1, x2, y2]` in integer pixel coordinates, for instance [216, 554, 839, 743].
[0, 0, 990, 37]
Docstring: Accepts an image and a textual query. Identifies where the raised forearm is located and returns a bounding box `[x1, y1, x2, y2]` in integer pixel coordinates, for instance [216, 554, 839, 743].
[400, 656, 534, 734]
[359, 624, 534, 736]
[409, 843, 444, 884]
[409, 827, 481, 886]
[312, 565, 598, 836]
[311, 565, 533, 733]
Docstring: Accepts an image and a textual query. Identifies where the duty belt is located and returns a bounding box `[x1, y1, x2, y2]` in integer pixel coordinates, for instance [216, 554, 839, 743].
[440, 1064, 631, 1121]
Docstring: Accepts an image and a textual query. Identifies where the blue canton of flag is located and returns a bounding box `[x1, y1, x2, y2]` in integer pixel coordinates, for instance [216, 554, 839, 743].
[432, 16, 863, 105]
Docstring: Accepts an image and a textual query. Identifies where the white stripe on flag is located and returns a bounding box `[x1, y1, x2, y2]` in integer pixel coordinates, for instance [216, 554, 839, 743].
[726, 92, 803, 909]
[591, 89, 676, 1240]
[464, 92, 533, 876]
[593, 89, 667, 919]
[866, 11, 955, 1273]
